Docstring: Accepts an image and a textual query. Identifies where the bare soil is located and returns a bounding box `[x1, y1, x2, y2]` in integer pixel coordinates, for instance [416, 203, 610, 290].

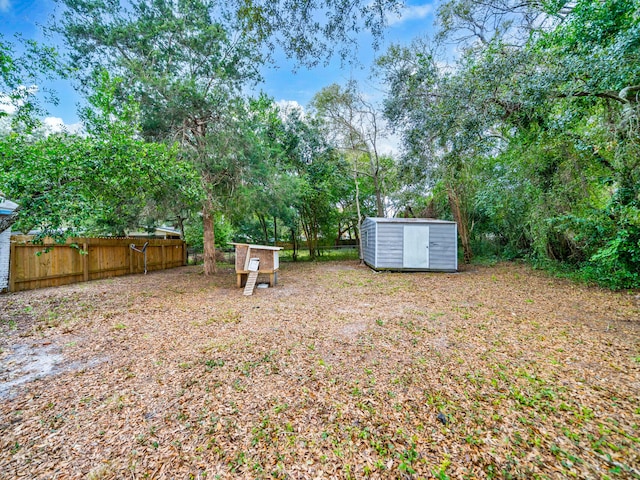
[0, 261, 638, 479]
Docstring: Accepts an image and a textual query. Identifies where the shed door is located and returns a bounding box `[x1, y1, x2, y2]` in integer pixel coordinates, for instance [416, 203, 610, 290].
[403, 225, 430, 268]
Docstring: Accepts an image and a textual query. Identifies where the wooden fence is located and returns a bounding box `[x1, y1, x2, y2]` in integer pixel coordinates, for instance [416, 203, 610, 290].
[8, 237, 187, 292]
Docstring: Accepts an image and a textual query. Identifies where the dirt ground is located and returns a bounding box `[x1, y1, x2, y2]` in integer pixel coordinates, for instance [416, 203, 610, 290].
[0, 261, 638, 479]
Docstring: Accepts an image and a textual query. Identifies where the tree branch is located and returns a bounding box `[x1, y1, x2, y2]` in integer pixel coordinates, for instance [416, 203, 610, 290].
[620, 85, 640, 104]
[559, 91, 626, 103]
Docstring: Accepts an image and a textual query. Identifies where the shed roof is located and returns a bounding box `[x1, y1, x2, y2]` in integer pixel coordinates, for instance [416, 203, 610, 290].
[156, 225, 181, 235]
[366, 217, 457, 224]
[230, 242, 282, 251]
[0, 197, 18, 215]
[127, 225, 182, 238]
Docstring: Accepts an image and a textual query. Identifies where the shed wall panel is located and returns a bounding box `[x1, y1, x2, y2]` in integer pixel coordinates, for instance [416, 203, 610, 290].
[361, 219, 376, 266]
[427, 224, 457, 270]
[376, 223, 404, 268]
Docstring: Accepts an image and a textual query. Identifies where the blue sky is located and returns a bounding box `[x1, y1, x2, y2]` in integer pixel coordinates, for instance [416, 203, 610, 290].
[0, 0, 438, 127]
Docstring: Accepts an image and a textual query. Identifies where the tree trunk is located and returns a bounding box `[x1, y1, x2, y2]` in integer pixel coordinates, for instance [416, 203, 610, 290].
[176, 215, 186, 240]
[447, 187, 473, 264]
[202, 197, 217, 275]
[300, 215, 315, 260]
[290, 228, 298, 261]
[273, 217, 277, 245]
[258, 214, 268, 244]
[373, 173, 384, 217]
[354, 170, 364, 265]
[300, 205, 321, 259]
[368, 148, 385, 217]
[313, 225, 320, 257]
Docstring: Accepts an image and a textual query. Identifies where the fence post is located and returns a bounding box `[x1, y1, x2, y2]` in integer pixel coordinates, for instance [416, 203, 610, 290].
[83, 242, 89, 282]
[161, 245, 166, 270]
[129, 245, 134, 274]
[9, 241, 16, 292]
[183, 242, 187, 266]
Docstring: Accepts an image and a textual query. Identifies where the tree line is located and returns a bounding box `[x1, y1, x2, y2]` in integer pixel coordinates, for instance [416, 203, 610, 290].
[377, 0, 639, 288]
[1, 0, 637, 289]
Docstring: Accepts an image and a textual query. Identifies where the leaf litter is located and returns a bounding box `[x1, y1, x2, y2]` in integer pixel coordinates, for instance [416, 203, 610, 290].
[0, 261, 638, 479]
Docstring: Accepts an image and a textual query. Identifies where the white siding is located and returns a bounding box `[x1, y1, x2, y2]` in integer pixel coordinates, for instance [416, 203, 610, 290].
[0, 227, 11, 291]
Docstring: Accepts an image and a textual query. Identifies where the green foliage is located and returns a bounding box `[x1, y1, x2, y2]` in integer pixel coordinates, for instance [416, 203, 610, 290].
[52, 0, 409, 273]
[235, 0, 400, 66]
[558, 192, 640, 289]
[57, 0, 269, 272]
[0, 131, 192, 239]
[279, 247, 359, 263]
[293, 145, 353, 257]
[184, 214, 233, 252]
[0, 33, 67, 131]
[311, 81, 397, 217]
[378, 0, 640, 288]
[57, 0, 262, 142]
[0, 72, 198, 239]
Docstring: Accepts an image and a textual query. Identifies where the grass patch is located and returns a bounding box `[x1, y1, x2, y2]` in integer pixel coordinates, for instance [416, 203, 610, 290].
[279, 247, 359, 262]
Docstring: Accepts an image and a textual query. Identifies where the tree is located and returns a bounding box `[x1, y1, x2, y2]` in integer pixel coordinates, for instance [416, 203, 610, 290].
[378, 0, 639, 285]
[233, 0, 402, 65]
[0, 132, 192, 240]
[311, 81, 396, 263]
[55, 0, 414, 273]
[0, 72, 198, 240]
[311, 81, 395, 217]
[0, 33, 67, 131]
[56, 0, 263, 274]
[376, 39, 506, 263]
[222, 97, 298, 246]
[275, 106, 353, 258]
[525, 0, 640, 286]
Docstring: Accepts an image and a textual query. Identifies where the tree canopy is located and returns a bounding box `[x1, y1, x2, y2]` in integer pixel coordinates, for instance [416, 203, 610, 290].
[377, 0, 640, 286]
[0, 33, 67, 131]
[0, 72, 198, 240]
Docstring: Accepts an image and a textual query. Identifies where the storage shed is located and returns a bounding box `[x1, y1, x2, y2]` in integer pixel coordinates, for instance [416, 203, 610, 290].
[0, 198, 19, 292]
[361, 217, 458, 272]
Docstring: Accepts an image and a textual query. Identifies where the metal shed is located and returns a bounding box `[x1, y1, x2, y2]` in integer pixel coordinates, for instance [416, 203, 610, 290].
[0, 198, 19, 292]
[361, 217, 458, 272]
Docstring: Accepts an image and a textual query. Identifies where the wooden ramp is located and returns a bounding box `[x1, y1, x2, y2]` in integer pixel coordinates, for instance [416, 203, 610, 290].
[243, 258, 260, 296]
[243, 271, 259, 295]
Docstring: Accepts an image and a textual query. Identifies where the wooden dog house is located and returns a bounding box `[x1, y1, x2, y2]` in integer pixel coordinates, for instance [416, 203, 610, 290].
[231, 243, 282, 289]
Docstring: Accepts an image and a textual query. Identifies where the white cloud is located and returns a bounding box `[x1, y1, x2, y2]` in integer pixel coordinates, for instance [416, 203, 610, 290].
[276, 99, 304, 114]
[0, 0, 10, 12]
[387, 3, 434, 26]
[275, 99, 306, 120]
[0, 95, 17, 115]
[377, 132, 401, 157]
[0, 85, 40, 115]
[43, 117, 83, 134]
